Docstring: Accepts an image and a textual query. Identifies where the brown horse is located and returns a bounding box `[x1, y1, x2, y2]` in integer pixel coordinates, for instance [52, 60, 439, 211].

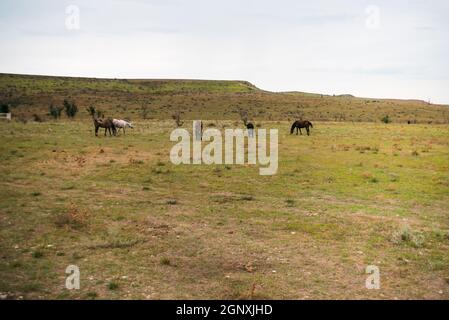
[290, 120, 313, 136]
[93, 117, 116, 136]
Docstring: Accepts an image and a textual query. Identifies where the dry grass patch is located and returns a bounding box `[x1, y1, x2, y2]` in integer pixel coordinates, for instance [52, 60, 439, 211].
[54, 202, 90, 230]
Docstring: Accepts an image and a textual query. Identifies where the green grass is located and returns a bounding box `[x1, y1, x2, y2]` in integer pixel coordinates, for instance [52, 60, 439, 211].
[0, 120, 448, 299]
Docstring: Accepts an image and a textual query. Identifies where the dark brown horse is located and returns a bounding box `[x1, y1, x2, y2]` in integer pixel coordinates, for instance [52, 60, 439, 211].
[93, 117, 116, 136]
[290, 120, 313, 136]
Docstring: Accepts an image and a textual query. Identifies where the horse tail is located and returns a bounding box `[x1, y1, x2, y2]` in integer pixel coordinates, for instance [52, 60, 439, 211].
[290, 122, 296, 134]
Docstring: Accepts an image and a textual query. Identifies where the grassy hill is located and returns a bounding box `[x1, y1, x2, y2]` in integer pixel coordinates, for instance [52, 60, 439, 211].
[1, 73, 448, 123]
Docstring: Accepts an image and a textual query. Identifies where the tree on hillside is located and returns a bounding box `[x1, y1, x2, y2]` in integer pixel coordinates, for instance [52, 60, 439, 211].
[172, 110, 183, 127]
[0, 103, 10, 113]
[381, 115, 391, 124]
[140, 105, 150, 120]
[64, 99, 78, 119]
[86, 106, 103, 118]
[49, 104, 63, 119]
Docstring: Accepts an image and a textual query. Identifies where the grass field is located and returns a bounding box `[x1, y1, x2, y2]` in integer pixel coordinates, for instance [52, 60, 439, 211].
[0, 120, 448, 299]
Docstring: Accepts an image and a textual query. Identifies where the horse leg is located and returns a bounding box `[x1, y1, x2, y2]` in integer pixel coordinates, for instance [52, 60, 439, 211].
[306, 127, 310, 136]
[299, 128, 302, 135]
[296, 127, 298, 135]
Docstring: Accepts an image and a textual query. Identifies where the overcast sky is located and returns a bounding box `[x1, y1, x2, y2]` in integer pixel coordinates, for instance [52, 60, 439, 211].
[1, 0, 448, 103]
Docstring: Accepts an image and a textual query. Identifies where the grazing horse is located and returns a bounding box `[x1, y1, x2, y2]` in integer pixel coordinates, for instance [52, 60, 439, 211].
[290, 120, 313, 136]
[113, 119, 134, 135]
[94, 117, 116, 136]
[246, 122, 255, 138]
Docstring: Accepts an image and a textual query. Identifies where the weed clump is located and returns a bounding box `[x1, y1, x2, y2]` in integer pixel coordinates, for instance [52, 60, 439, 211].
[160, 257, 171, 265]
[107, 281, 119, 290]
[381, 115, 391, 124]
[54, 203, 90, 230]
[285, 199, 296, 207]
[165, 199, 177, 205]
[391, 225, 425, 248]
[32, 250, 44, 259]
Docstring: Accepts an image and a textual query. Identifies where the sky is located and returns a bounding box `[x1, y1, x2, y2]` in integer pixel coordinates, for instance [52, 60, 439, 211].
[0, 0, 448, 104]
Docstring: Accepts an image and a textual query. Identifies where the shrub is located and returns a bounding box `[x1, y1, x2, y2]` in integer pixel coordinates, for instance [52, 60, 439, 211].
[86, 106, 103, 118]
[392, 225, 425, 248]
[54, 203, 89, 230]
[0, 103, 10, 113]
[381, 115, 391, 124]
[63, 99, 78, 119]
[172, 110, 183, 127]
[32, 114, 44, 122]
[107, 282, 119, 290]
[32, 250, 44, 258]
[49, 104, 63, 119]
[165, 199, 177, 205]
[140, 105, 150, 119]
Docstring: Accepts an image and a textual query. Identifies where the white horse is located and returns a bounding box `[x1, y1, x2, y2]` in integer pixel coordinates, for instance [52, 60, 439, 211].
[113, 119, 134, 135]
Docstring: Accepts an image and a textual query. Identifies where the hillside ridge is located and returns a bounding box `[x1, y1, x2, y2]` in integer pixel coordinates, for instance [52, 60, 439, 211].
[0, 73, 448, 123]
